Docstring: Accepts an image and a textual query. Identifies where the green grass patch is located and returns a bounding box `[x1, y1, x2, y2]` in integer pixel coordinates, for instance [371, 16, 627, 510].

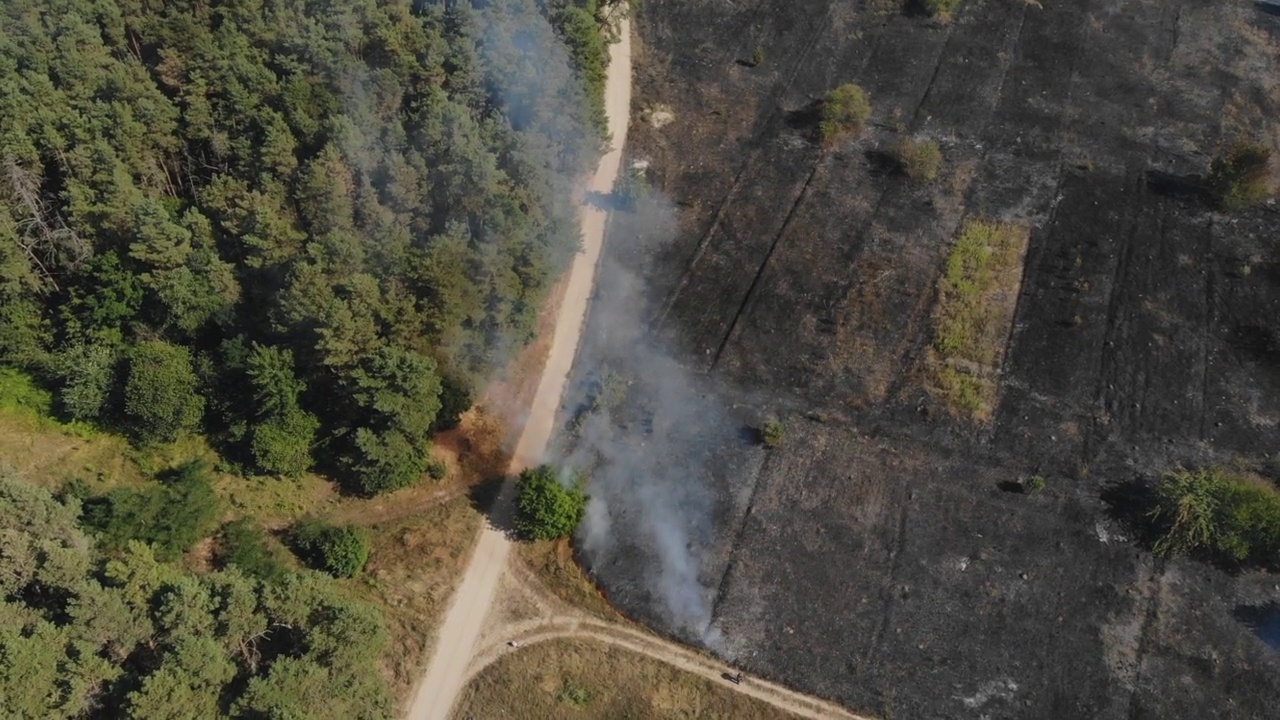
[929, 220, 1028, 420]
[1151, 468, 1280, 566]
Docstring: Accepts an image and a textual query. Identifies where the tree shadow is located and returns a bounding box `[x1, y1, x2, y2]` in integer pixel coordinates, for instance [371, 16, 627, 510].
[1144, 170, 1210, 204]
[1257, 0, 1280, 17]
[784, 100, 823, 142]
[739, 424, 763, 445]
[468, 475, 520, 537]
[1100, 479, 1160, 548]
[1235, 603, 1280, 650]
[584, 190, 624, 211]
[902, 0, 932, 18]
[865, 149, 904, 178]
[997, 480, 1025, 494]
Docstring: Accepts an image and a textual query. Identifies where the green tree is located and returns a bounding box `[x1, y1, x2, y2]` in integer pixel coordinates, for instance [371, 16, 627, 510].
[515, 465, 587, 541]
[121, 341, 205, 444]
[341, 345, 443, 495]
[50, 342, 117, 421]
[291, 520, 370, 578]
[245, 344, 318, 476]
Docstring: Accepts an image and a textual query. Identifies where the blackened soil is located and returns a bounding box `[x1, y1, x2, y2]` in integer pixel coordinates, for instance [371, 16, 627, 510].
[564, 0, 1280, 717]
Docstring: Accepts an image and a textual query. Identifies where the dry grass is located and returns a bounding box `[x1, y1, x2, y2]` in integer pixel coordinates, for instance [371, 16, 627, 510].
[928, 220, 1030, 420]
[517, 539, 619, 620]
[354, 496, 481, 701]
[453, 638, 802, 720]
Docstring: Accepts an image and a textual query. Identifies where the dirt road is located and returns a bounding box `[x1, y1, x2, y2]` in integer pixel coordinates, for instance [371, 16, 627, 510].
[464, 616, 874, 720]
[405, 18, 634, 720]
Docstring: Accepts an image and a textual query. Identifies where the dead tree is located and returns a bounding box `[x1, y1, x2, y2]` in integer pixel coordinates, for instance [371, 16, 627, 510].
[4, 156, 92, 290]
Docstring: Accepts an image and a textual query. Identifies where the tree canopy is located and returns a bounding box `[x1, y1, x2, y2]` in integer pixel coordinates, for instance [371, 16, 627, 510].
[0, 472, 393, 719]
[515, 464, 587, 540]
[0, 0, 612, 492]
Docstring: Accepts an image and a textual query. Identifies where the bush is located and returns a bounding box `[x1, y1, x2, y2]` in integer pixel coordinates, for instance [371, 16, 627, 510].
[761, 419, 784, 448]
[515, 465, 586, 541]
[1151, 468, 1280, 565]
[1207, 140, 1272, 211]
[249, 409, 319, 477]
[82, 459, 221, 561]
[291, 519, 370, 578]
[217, 518, 288, 582]
[1025, 475, 1046, 493]
[558, 680, 592, 708]
[819, 84, 872, 143]
[892, 136, 942, 182]
[122, 341, 206, 444]
[923, 0, 963, 19]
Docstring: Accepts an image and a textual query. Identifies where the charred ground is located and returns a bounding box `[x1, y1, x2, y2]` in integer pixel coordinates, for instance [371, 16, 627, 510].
[560, 0, 1280, 717]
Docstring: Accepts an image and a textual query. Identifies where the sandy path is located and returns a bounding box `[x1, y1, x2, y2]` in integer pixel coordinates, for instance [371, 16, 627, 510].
[405, 18, 633, 720]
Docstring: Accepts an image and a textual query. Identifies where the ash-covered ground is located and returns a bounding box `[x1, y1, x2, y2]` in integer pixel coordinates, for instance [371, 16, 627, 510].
[556, 0, 1280, 717]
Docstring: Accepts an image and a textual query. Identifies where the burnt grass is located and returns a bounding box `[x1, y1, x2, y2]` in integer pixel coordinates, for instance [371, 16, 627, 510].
[558, 0, 1280, 718]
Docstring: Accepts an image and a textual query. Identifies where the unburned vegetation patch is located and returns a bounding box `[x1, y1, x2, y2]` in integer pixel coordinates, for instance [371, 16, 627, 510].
[927, 220, 1029, 420]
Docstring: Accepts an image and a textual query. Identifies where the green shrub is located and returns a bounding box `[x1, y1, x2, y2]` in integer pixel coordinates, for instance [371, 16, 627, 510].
[122, 341, 206, 444]
[249, 409, 319, 477]
[1025, 475, 1046, 493]
[761, 419, 784, 448]
[924, 0, 963, 19]
[515, 465, 587, 541]
[558, 680, 592, 708]
[82, 459, 221, 561]
[819, 84, 872, 143]
[892, 136, 942, 182]
[1207, 140, 1272, 211]
[1151, 468, 1280, 565]
[0, 367, 52, 416]
[291, 519, 370, 578]
[751, 45, 765, 67]
[217, 518, 288, 582]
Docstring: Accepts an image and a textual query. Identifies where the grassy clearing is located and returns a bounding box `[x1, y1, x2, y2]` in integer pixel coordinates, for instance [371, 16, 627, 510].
[454, 638, 802, 720]
[928, 220, 1029, 420]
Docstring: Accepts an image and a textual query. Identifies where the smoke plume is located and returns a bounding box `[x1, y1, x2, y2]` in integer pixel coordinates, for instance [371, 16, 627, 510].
[560, 186, 737, 643]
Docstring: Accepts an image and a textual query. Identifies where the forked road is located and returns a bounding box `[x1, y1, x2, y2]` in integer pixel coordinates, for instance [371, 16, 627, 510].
[406, 19, 634, 720]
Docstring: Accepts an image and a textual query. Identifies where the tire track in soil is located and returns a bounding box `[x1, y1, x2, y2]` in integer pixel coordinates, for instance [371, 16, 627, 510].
[709, 159, 822, 371]
[1124, 559, 1166, 720]
[1198, 216, 1215, 442]
[1090, 172, 1144, 450]
[653, 2, 834, 332]
[860, 486, 913, 668]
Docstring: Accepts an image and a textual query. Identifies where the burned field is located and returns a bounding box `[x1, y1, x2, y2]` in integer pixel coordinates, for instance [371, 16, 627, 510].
[561, 0, 1280, 717]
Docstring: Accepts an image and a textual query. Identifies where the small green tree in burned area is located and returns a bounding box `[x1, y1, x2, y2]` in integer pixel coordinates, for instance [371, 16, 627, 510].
[515, 465, 587, 541]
